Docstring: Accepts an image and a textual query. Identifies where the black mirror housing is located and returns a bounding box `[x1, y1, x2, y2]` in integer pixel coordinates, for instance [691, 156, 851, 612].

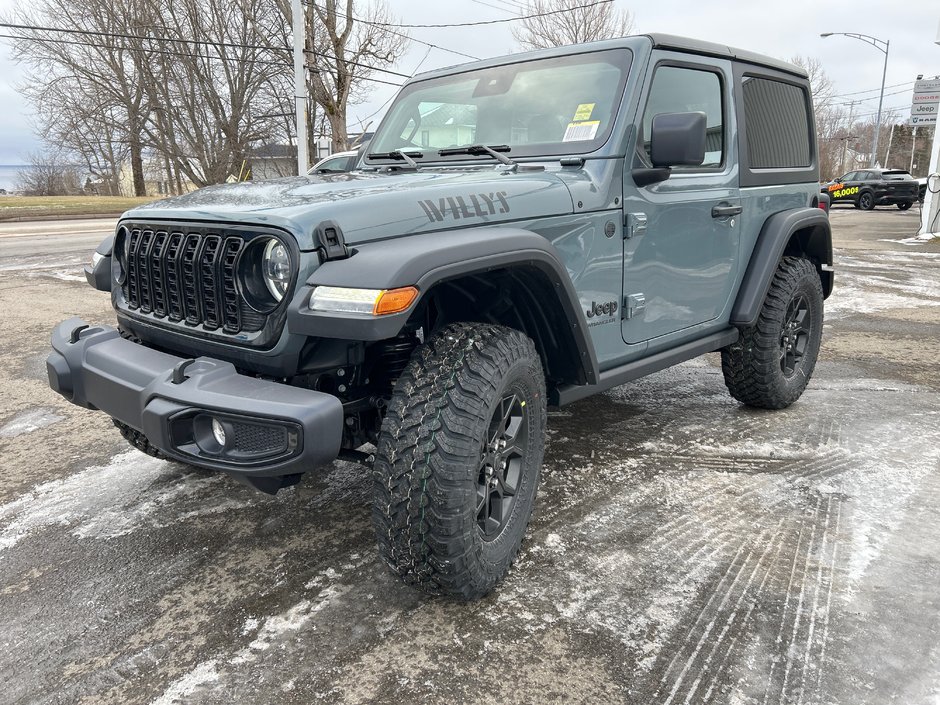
[650, 111, 707, 168]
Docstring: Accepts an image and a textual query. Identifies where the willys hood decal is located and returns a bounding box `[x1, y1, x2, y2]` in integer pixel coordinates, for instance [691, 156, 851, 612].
[124, 169, 575, 249]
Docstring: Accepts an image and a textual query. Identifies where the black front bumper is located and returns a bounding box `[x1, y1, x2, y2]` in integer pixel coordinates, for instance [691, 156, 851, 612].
[47, 318, 344, 482]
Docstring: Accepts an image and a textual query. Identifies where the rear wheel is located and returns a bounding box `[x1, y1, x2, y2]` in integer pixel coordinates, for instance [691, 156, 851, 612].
[721, 256, 824, 409]
[897, 201, 913, 211]
[859, 191, 875, 210]
[372, 323, 546, 599]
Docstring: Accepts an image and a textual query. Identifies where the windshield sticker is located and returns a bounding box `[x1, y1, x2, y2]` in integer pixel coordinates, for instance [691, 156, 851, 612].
[563, 121, 600, 142]
[418, 191, 510, 222]
[572, 103, 595, 121]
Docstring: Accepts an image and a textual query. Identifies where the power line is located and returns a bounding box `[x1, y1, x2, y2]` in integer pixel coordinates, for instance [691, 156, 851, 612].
[832, 80, 912, 99]
[302, 1, 480, 61]
[0, 21, 410, 81]
[366, 0, 614, 29]
[0, 32, 402, 88]
[0, 32, 290, 68]
[836, 86, 917, 107]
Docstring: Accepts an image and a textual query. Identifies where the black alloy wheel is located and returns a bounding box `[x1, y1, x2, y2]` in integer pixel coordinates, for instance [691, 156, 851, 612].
[477, 393, 528, 539]
[859, 191, 875, 210]
[780, 294, 810, 377]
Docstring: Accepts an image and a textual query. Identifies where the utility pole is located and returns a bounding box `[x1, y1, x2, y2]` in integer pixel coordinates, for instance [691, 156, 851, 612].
[840, 100, 858, 174]
[291, 0, 309, 175]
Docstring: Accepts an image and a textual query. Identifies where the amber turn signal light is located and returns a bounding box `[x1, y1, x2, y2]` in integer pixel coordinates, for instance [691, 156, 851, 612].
[373, 286, 419, 315]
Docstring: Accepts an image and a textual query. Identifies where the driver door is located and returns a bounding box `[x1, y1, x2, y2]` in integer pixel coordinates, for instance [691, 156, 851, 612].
[622, 56, 740, 345]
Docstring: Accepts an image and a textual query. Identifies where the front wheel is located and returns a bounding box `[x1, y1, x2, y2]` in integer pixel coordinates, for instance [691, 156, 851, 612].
[721, 256, 824, 409]
[859, 191, 875, 210]
[897, 201, 913, 211]
[372, 323, 546, 599]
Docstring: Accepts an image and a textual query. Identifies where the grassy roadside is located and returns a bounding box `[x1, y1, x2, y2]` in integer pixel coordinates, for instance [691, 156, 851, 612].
[0, 196, 156, 221]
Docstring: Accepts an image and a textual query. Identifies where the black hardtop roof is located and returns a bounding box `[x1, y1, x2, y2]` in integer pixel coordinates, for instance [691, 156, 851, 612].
[410, 33, 808, 83]
[646, 33, 808, 78]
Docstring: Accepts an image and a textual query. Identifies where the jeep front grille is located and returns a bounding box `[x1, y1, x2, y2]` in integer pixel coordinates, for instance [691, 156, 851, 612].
[122, 227, 262, 335]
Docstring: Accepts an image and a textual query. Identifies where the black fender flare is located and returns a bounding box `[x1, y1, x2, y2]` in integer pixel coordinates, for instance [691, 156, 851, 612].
[730, 208, 832, 327]
[287, 226, 599, 385]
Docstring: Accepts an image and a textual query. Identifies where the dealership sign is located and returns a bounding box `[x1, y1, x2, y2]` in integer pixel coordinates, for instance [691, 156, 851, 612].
[910, 78, 940, 126]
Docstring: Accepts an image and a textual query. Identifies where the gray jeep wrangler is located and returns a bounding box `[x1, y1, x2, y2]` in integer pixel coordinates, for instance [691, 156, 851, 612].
[48, 34, 833, 599]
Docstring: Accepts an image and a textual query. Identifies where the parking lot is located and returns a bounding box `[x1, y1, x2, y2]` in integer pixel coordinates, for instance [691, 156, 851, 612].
[1, 207, 938, 705]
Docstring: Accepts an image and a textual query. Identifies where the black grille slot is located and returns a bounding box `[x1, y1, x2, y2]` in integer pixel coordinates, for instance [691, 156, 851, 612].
[181, 234, 202, 325]
[121, 223, 275, 338]
[137, 230, 155, 313]
[164, 232, 185, 322]
[221, 238, 243, 334]
[150, 231, 169, 317]
[125, 228, 141, 308]
[199, 235, 222, 330]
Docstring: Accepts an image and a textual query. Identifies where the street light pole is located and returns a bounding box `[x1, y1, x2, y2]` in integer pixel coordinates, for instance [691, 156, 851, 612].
[821, 32, 890, 168]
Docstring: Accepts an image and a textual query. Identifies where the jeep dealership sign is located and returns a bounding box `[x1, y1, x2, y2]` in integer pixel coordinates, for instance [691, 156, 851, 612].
[910, 78, 940, 126]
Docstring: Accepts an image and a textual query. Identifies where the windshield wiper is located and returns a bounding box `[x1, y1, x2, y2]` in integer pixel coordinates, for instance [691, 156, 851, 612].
[438, 144, 516, 168]
[366, 149, 424, 168]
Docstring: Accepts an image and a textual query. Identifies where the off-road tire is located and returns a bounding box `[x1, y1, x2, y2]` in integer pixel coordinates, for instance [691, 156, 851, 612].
[859, 191, 875, 210]
[897, 201, 913, 211]
[372, 322, 546, 600]
[721, 256, 824, 410]
[113, 418, 168, 459]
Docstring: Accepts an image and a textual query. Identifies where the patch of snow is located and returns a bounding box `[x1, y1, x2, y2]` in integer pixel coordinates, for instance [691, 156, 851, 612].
[0, 408, 64, 438]
[150, 660, 220, 705]
[0, 450, 252, 553]
[231, 586, 344, 666]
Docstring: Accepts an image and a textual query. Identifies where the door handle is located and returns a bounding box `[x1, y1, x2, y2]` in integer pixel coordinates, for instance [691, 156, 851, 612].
[711, 204, 743, 218]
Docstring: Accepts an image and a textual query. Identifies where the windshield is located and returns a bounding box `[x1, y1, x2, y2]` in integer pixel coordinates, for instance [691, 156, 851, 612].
[367, 49, 632, 162]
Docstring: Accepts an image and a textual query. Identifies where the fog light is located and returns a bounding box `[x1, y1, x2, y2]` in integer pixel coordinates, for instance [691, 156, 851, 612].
[211, 418, 227, 446]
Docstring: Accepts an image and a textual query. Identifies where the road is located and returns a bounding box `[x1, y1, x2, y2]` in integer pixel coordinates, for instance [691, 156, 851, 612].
[1, 209, 939, 705]
[0, 218, 116, 259]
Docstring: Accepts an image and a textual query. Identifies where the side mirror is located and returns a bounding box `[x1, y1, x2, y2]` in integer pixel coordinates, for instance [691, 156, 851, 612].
[650, 111, 707, 168]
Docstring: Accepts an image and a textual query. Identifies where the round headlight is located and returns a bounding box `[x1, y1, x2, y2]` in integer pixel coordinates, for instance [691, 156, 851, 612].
[261, 239, 291, 302]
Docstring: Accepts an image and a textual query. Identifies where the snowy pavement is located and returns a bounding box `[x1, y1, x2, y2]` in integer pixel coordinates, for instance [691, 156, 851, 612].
[0, 208, 938, 704]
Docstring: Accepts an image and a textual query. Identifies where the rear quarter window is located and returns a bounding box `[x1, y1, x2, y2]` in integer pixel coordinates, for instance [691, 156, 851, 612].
[741, 77, 812, 169]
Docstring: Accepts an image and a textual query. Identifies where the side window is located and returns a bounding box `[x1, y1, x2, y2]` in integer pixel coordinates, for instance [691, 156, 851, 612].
[741, 76, 812, 169]
[640, 65, 724, 168]
[843, 172, 858, 181]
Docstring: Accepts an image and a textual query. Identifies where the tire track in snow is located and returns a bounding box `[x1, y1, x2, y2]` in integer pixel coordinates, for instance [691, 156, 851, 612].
[697, 524, 790, 703]
[655, 528, 776, 704]
[814, 497, 842, 694]
[759, 489, 843, 705]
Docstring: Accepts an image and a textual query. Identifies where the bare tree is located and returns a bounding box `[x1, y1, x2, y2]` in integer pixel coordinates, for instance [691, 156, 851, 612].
[6, 0, 151, 195]
[511, 0, 635, 50]
[7, 0, 406, 185]
[16, 150, 82, 196]
[25, 77, 129, 195]
[134, 0, 288, 186]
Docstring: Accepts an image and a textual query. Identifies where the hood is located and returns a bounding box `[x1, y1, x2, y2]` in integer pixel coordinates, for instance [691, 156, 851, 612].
[124, 168, 575, 249]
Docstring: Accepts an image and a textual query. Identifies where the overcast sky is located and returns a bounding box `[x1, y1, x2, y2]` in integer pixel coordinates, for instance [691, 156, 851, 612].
[0, 0, 938, 165]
